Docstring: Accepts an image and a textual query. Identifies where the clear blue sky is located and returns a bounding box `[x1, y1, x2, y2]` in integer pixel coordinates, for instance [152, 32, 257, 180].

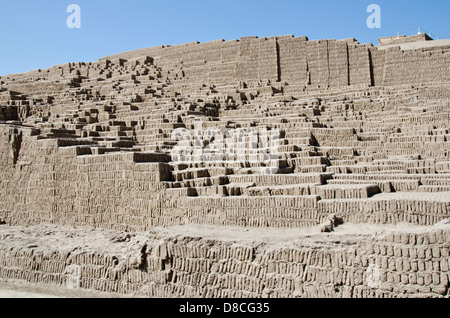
[1, 0, 449, 76]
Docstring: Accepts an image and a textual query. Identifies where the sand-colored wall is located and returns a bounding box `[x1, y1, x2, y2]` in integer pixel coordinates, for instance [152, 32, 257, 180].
[1, 127, 448, 232]
[0, 134, 173, 231]
[0, 225, 448, 298]
[100, 35, 450, 89]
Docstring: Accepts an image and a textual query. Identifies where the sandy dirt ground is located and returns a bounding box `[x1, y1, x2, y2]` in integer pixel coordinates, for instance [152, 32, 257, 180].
[0, 279, 126, 298]
[0, 288, 61, 298]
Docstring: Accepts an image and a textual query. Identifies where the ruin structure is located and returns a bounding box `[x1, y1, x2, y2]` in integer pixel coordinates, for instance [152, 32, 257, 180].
[0, 34, 449, 298]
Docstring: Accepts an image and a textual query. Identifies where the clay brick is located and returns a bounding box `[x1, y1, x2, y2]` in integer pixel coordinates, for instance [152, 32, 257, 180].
[424, 274, 433, 286]
[440, 258, 449, 272]
[394, 247, 402, 258]
[409, 248, 418, 259]
[401, 274, 409, 285]
[417, 247, 426, 259]
[432, 273, 441, 285]
[416, 274, 425, 286]
[409, 273, 417, 285]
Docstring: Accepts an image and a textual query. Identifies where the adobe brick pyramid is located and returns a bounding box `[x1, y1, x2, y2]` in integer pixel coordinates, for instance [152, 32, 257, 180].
[0, 34, 449, 298]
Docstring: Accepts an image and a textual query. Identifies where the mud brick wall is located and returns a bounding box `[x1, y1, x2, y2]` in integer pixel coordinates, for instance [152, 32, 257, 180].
[176, 196, 321, 228]
[0, 137, 80, 226]
[1, 125, 448, 232]
[165, 189, 449, 229]
[0, 226, 448, 298]
[235, 37, 279, 82]
[0, 127, 19, 219]
[277, 35, 308, 85]
[372, 46, 450, 86]
[74, 154, 169, 231]
[348, 45, 372, 86]
[0, 125, 23, 168]
[319, 198, 450, 226]
[171, 195, 450, 229]
[163, 39, 241, 84]
[306, 40, 330, 88]
[149, 37, 280, 85]
[0, 129, 63, 225]
[100, 35, 450, 89]
[0, 127, 173, 232]
[328, 40, 350, 88]
[370, 47, 386, 85]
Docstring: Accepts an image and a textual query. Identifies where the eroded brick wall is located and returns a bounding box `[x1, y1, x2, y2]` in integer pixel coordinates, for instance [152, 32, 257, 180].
[0, 226, 448, 298]
[1, 126, 449, 232]
[100, 35, 450, 89]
